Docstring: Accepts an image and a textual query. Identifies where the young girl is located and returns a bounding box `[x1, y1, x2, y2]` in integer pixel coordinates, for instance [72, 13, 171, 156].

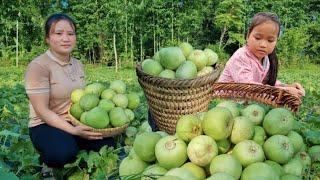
[218, 12, 305, 98]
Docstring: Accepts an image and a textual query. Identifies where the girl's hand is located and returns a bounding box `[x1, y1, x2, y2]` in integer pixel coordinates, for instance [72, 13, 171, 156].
[291, 83, 305, 96]
[283, 83, 305, 98]
[73, 125, 103, 140]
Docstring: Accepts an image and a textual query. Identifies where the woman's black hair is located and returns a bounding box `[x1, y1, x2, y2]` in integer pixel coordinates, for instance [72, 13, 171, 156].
[247, 12, 280, 86]
[45, 13, 76, 38]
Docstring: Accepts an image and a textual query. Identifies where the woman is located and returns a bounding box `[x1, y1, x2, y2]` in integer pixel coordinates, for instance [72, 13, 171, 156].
[25, 13, 115, 169]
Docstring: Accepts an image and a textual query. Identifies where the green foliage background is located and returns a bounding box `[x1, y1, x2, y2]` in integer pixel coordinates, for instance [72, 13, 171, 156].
[1, 0, 319, 66]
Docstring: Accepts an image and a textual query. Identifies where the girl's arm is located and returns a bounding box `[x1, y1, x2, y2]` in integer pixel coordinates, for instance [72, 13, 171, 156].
[227, 56, 262, 84]
[28, 93, 103, 140]
[275, 80, 282, 86]
[226, 55, 305, 98]
[277, 82, 305, 97]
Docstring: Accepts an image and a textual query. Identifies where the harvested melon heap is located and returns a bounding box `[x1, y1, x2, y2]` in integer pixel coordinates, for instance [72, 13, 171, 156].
[69, 80, 140, 129]
[119, 100, 317, 180]
[141, 42, 219, 79]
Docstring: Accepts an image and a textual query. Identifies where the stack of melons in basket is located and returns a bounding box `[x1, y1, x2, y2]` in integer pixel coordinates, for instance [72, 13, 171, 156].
[142, 42, 219, 79]
[69, 80, 140, 129]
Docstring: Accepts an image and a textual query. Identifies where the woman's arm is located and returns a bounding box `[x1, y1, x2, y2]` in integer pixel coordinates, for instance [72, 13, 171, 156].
[28, 93, 103, 140]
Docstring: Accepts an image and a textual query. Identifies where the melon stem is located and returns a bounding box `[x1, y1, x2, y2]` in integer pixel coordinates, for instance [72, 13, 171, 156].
[192, 126, 200, 133]
[282, 142, 289, 150]
[250, 146, 257, 153]
[165, 140, 176, 150]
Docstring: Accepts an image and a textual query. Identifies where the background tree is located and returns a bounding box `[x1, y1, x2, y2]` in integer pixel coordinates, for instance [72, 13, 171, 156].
[214, 0, 246, 50]
[0, 0, 319, 66]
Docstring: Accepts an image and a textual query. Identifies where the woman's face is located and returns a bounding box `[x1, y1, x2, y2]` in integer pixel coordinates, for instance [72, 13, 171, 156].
[247, 20, 279, 61]
[46, 20, 76, 57]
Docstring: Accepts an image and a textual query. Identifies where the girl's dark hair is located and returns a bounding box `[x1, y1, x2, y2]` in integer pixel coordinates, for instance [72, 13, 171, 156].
[247, 12, 280, 86]
[45, 13, 76, 38]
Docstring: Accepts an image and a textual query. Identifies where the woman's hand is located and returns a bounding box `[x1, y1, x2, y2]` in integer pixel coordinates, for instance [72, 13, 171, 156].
[73, 125, 103, 140]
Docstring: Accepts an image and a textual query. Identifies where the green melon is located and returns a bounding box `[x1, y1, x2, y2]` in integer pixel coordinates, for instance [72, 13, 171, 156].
[109, 107, 129, 127]
[100, 89, 116, 100]
[141, 164, 168, 180]
[230, 116, 254, 144]
[240, 162, 279, 180]
[133, 132, 162, 162]
[179, 42, 193, 58]
[241, 104, 266, 125]
[84, 82, 105, 96]
[187, 49, 207, 71]
[216, 100, 240, 118]
[127, 93, 140, 110]
[98, 99, 115, 112]
[264, 160, 285, 177]
[159, 47, 186, 70]
[263, 108, 294, 135]
[80, 112, 88, 124]
[70, 89, 85, 103]
[197, 66, 214, 77]
[175, 61, 197, 79]
[109, 80, 126, 94]
[204, 48, 219, 66]
[112, 94, 128, 108]
[79, 94, 100, 111]
[70, 102, 84, 120]
[142, 59, 164, 76]
[85, 107, 109, 129]
[159, 69, 175, 79]
[125, 108, 135, 121]
[119, 156, 148, 179]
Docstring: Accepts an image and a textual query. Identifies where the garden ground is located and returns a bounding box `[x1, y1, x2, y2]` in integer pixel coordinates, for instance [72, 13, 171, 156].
[0, 62, 319, 179]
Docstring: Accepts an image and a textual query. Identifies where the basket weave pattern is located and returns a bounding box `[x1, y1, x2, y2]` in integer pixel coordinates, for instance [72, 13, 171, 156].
[136, 64, 221, 134]
[68, 106, 128, 138]
[212, 82, 301, 112]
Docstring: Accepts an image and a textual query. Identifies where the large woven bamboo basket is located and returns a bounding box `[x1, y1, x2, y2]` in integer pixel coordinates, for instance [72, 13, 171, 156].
[136, 64, 221, 134]
[68, 105, 129, 138]
[212, 82, 301, 112]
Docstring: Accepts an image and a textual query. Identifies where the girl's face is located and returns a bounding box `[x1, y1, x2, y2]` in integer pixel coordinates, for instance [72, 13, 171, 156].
[46, 20, 76, 58]
[247, 20, 279, 61]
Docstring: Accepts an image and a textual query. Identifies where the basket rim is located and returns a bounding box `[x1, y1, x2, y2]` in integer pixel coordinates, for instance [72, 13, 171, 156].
[136, 63, 221, 88]
[212, 82, 301, 112]
[213, 82, 289, 90]
[68, 104, 129, 135]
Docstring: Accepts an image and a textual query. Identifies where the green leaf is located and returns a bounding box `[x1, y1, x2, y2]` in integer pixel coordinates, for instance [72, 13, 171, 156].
[87, 151, 101, 173]
[64, 157, 82, 169]
[0, 160, 10, 172]
[304, 130, 320, 145]
[0, 170, 19, 180]
[0, 130, 20, 138]
[90, 167, 106, 180]
[77, 150, 89, 161]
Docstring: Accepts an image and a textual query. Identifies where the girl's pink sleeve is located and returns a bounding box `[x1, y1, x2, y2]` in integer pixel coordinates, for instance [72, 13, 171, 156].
[229, 57, 262, 85]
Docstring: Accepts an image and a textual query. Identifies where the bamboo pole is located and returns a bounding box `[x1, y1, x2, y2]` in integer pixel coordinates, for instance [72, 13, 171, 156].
[113, 33, 118, 72]
[16, 20, 19, 67]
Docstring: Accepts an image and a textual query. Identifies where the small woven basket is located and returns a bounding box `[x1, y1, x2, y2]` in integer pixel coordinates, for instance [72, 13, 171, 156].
[68, 106, 128, 138]
[212, 82, 301, 112]
[136, 64, 221, 134]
